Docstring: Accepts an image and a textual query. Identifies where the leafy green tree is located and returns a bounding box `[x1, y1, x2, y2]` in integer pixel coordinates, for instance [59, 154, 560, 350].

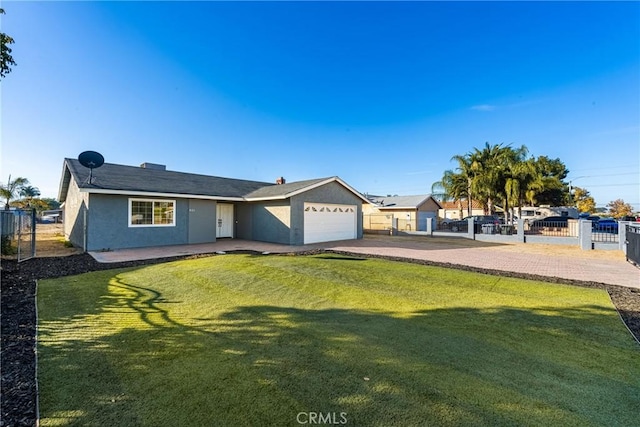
[531, 156, 570, 206]
[14, 197, 49, 212]
[1, 175, 29, 209]
[607, 199, 633, 219]
[436, 146, 571, 222]
[41, 198, 61, 210]
[14, 185, 41, 209]
[572, 187, 596, 213]
[467, 143, 526, 219]
[0, 8, 16, 79]
[503, 147, 540, 222]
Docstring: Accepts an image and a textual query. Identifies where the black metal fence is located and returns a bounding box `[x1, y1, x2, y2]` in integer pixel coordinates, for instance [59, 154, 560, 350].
[626, 225, 640, 266]
[437, 220, 468, 233]
[524, 219, 573, 237]
[592, 223, 619, 243]
[1, 209, 36, 261]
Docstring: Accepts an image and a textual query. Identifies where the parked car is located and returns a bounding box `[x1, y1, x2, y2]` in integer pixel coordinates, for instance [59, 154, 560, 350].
[530, 216, 570, 228]
[39, 214, 58, 224]
[578, 213, 600, 221]
[450, 215, 501, 232]
[593, 218, 618, 233]
[620, 215, 638, 222]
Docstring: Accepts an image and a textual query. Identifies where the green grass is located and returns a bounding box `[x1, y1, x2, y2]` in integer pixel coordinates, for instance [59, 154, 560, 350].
[37, 254, 639, 426]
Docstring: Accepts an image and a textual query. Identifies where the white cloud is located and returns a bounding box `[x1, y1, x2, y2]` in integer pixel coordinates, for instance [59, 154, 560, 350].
[471, 104, 496, 112]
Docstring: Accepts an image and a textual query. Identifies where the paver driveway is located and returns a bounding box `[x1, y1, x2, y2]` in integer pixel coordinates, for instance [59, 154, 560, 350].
[90, 234, 640, 289]
[328, 235, 640, 289]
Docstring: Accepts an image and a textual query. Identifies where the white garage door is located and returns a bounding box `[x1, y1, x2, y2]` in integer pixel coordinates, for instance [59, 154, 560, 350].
[304, 203, 357, 244]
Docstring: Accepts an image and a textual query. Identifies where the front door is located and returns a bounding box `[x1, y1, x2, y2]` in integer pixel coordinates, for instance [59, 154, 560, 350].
[216, 203, 234, 238]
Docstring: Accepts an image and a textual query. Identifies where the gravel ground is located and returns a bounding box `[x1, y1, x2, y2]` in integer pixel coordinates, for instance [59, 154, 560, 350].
[2, 252, 639, 427]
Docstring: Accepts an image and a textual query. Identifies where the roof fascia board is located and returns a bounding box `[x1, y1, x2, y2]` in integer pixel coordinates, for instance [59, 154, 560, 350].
[58, 161, 73, 202]
[243, 195, 289, 202]
[79, 188, 244, 201]
[377, 206, 418, 210]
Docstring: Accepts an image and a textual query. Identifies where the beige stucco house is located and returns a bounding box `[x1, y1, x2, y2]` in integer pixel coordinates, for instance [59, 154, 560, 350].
[363, 195, 442, 232]
[438, 199, 484, 221]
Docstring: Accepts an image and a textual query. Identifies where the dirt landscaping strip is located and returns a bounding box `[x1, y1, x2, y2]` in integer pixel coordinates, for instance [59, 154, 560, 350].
[2, 250, 639, 427]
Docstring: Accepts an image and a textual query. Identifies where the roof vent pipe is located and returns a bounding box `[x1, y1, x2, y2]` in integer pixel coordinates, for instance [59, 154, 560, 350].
[140, 163, 166, 171]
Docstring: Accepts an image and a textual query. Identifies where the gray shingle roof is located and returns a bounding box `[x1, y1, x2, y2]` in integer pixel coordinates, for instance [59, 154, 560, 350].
[59, 159, 360, 203]
[243, 177, 332, 199]
[60, 158, 274, 200]
[369, 195, 435, 209]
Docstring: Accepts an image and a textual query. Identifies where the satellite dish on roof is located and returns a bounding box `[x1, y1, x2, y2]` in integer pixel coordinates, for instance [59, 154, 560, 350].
[78, 151, 105, 184]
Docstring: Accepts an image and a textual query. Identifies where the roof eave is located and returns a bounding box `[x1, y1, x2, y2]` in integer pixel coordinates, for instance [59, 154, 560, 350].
[377, 206, 419, 210]
[57, 159, 73, 203]
[78, 187, 245, 202]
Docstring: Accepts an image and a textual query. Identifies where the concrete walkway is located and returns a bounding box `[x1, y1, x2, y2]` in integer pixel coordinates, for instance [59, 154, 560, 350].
[90, 235, 640, 289]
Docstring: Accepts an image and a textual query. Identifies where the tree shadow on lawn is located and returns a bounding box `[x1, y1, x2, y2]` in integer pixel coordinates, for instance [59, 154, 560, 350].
[37, 278, 640, 427]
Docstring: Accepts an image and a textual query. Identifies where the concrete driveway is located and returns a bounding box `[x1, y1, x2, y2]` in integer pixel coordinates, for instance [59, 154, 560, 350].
[90, 235, 640, 289]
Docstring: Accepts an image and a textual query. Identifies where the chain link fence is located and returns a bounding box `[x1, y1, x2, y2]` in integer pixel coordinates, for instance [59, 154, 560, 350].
[1, 209, 36, 262]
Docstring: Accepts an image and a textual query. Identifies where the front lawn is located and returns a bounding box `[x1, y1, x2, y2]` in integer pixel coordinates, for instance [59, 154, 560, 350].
[37, 254, 639, 426]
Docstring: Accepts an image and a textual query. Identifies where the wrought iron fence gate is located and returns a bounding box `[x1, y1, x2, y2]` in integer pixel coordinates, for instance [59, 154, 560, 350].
[626, 225, 640, 267]
[1, 209, 36, 262]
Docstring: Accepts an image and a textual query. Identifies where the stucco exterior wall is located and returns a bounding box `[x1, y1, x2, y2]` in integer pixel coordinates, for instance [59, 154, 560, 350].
[64, 177, 364, 250]
[188, 199, 217, 244]
[364, 199, 439, 232]
[62, 175, 89, 249]
[86, 194, 189, 251]
[247, 201, 292, 245]
[439, 207, 485, 220]
[235, 203, 253, 240]
[418, 199, 441, 213]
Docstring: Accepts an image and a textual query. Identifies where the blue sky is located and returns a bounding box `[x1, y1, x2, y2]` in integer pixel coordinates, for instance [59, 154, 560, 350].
[2, 1, 639, 209]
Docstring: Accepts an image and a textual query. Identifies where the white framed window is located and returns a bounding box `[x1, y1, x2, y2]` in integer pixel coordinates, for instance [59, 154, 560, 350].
[129, 199, 175, 227]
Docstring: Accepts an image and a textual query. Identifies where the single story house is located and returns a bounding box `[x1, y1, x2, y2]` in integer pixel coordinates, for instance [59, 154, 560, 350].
[438, 199, 484, 221]
[58, 159, 369, 251]
[363, 194, 441, 232]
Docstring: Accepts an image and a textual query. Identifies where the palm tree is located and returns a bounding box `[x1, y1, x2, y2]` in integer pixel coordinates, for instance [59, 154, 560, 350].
[451, 153, 477, 216]
[19, 185, 41, 208]
[501, 145, 531, 223]
[431, 169, 469, 219]
[0, 175, 29, 209]
[465, 143, 542, 223]
[470, 142, 508, 215]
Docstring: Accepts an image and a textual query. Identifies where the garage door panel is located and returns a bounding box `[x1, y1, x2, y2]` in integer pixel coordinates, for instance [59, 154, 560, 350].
[304, 203, 357, 244]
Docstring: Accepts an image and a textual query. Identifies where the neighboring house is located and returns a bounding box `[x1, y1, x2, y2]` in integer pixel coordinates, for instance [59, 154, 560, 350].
[438, 199, 484, 221]
[58, 159, 369, 251]
[363, 195, 441, 232]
